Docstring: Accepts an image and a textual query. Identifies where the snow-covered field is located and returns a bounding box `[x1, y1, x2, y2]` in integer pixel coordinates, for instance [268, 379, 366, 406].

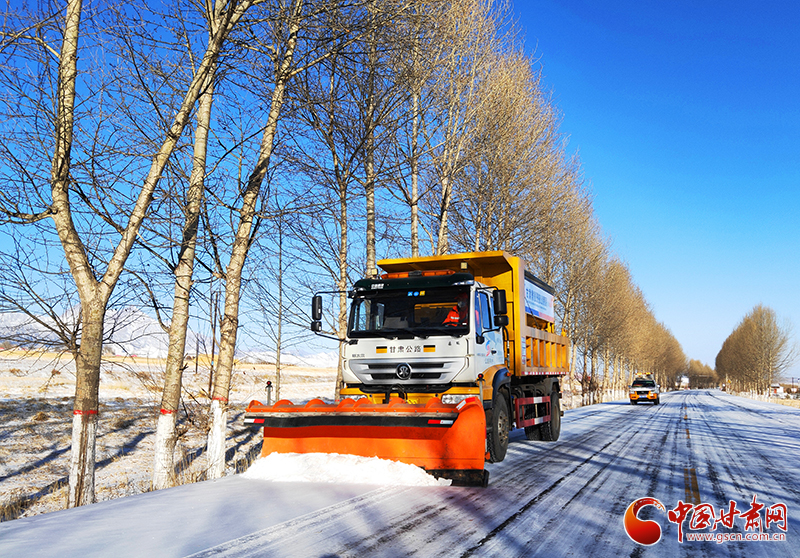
[0, 350, 337, 520]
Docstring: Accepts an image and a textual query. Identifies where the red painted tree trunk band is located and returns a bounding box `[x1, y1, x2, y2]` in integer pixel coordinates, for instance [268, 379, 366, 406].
[212, 396, 228, 403]
[73, 409, 98, 415]
[160, 408, 177, 415]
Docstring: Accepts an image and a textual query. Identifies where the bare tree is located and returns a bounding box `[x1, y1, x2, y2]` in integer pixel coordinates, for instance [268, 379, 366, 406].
[243, 207, 316, 400]
[283, 43, 366, 399]
[448, 50, 568, 255]
[150, 0, 241, 490]
[0, 0, 251, 506]
[685, 359, 717, 389]
[275, 0, 414, 399]
[716, 304, 795, 393]
[383, 1, 448, 257]
[421, 0, 504, 254]
[203, 0, 384, 478]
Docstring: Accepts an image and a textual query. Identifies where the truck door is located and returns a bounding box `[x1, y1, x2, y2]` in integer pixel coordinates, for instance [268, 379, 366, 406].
[475, 290, 504, 372]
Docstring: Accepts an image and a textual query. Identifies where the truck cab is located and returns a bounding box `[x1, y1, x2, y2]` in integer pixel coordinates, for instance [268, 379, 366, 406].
[312, 251, 569, 465]
[341, 270, 506, 404]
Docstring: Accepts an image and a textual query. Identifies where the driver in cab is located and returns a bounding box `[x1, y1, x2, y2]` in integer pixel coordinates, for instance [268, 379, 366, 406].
[443, 293, 468, 326]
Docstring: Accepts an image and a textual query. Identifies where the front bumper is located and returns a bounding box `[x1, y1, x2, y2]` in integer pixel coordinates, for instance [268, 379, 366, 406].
[629, 391, 659, 401]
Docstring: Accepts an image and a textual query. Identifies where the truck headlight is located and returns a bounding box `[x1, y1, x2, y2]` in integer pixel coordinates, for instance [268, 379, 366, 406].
[442, 394, 472, 405]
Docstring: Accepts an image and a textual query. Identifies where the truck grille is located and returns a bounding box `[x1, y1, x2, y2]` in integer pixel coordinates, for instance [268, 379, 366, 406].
[370, 372, 443, 380]
[348, 359, 466, 384]
[367, 362, 446, 370]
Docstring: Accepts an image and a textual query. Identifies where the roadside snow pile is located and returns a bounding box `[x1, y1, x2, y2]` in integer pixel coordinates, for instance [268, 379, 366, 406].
[242, 452, 452, 486]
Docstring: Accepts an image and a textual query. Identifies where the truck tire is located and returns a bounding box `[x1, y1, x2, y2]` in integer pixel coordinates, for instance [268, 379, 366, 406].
[541, 390, 561, 441]
[488, 394, 510, 462]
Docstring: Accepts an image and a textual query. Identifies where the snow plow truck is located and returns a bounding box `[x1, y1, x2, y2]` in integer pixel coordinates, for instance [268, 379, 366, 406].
[244, 251, 570, 486]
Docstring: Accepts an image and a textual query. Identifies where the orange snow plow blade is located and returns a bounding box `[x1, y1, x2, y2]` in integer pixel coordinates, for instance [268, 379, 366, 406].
[244, 396, 488, 486]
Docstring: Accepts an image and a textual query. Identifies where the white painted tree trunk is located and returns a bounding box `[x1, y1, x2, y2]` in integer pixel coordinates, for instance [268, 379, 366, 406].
[68, 411, 97, 506]
[152, 411, 179, 489]
[207, 399, 228, 479]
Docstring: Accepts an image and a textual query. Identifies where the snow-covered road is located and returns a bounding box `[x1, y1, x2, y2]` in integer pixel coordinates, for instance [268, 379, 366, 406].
[2, 390, 797, 557]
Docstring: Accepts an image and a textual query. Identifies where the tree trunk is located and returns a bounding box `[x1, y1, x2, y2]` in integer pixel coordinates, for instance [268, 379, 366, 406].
[410, 87, 420, 257]
[409, 12, 421, 257]
[436, 175, 452, 255]
[568, 337, 578, 407]
[364, 13, 377, 275]
[335, 169, 348, 402]
[365, 150, 376, 274]
[152, 66, 216, 491]
[68, 299, 104, 507]
[600, 349, 609, 402]
[474, 200, 483, 252]
[206, 4, 301, 477]
[51, 0, 100, 508]
[275, 221, 283, 400]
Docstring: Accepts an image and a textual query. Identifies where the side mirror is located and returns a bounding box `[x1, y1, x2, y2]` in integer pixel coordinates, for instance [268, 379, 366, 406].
[494, 314, 509, 327]
[493, 289, 507, 316]
[312, 295, 323, 321]
[310, 321, 322, 333]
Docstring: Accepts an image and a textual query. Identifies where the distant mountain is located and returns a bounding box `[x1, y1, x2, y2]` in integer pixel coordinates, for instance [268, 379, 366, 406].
[239, 350, 338, 369]
[0, 307, 337, 367]
[102, 307, 172, 358]
[0, 307, 174, 358]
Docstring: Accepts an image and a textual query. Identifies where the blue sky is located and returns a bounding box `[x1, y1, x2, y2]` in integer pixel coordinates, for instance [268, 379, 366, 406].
[515, 0, 800, 378]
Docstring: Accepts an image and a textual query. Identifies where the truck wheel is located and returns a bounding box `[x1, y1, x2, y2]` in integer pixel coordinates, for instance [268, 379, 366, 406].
[541, 390, 561, 441]
[488, 394, 510, 462]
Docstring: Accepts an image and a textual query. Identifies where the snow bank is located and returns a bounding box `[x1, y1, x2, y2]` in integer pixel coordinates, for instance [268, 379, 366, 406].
[242, 452, 452, 486]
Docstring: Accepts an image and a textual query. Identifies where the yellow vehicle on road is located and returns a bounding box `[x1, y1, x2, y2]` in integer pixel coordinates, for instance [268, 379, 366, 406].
[245, 251, 570, 486]
[629, 376, 660, 405]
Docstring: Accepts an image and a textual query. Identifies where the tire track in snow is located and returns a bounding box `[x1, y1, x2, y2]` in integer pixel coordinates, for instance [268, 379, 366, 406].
[661, 391, 798, 558]
[458, 401, 666, 557]
[691, 392, 800, 501]
[480, 397, 677, 557]
[185, 485, 409, 558]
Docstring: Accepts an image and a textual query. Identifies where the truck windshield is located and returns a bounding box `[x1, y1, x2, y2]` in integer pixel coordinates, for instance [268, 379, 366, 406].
[632, 379, 656, 388]
[349, 286, 470, 338]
